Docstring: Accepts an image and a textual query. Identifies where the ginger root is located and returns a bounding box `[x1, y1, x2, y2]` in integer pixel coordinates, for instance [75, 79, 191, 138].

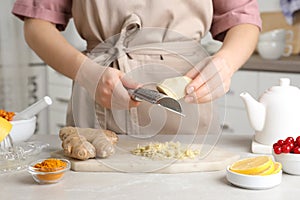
[59, 127, 118, 160]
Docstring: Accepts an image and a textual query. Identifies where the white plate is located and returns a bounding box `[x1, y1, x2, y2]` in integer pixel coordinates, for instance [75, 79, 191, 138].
[226, 166, 282, 190]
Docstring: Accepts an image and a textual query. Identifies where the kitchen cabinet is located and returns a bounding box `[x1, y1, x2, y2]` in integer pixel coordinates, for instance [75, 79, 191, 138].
[46, 19, 85, 135]
[27, 62, 48, 135]
[219, 106, 254, 134]
[218, 71, 259, 134]
[47, 67, 72, 135]
[218, 71, 259, 109]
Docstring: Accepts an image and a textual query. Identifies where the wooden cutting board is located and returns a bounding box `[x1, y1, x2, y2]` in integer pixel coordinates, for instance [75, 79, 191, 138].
[52, 136, 240, 173]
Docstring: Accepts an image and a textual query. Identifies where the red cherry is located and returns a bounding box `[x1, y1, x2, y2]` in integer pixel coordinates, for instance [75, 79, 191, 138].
[296, 136, 300, 146]
[289, 142, 295, 151]
[285, 137, 295, 144]
[273, 146, 282, 154]
[277, 139, 285, 146]
[273, 143, 279, 149]
[293, 146, 300, 154]
[282, 144, 291, 153]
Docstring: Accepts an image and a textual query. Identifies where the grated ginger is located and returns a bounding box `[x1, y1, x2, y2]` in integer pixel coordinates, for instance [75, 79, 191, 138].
[131, 141, 200, 160]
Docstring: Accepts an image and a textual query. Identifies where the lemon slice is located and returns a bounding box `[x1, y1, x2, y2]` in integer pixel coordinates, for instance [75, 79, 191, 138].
[0, 117, 13, 142]
[272, 162, 282, 174]
[230, 156, 273, 175]
[258, 161, 275, 176]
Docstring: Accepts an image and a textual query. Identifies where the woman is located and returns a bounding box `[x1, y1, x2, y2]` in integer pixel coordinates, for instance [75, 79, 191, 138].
[12, 0, 261, 136]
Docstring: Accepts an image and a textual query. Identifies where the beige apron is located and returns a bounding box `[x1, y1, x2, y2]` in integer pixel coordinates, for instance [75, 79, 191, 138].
[67, 0, 220, 136]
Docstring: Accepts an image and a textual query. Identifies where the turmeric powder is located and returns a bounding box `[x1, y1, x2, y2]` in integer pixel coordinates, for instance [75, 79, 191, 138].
[34, 158, 68, 182]
[34, 158, 67, 172]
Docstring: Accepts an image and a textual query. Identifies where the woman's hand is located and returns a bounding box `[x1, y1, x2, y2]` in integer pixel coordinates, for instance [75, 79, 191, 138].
[95, 67, 141, 109]
[184, 24, 260, 103]
[76, 58, 140, 110]
[184, 56, 233, 103]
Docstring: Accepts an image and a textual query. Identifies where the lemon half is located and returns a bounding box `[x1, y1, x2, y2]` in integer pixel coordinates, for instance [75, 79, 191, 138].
[0, 117, 13, 142]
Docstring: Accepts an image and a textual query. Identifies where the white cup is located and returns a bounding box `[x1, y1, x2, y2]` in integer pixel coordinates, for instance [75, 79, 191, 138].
[259, 29, 293, 43]
[257, 41, 293, 60]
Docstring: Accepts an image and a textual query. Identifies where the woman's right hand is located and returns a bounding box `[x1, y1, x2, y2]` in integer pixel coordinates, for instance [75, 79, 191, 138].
[76, 58, 140, 110]
[95, 66, 141, 109]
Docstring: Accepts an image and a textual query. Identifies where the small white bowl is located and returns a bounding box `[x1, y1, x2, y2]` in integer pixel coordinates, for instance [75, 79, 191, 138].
[226, 166, 282, 190]
[272, 151, 300, 175]
[10, 116, 36, 143]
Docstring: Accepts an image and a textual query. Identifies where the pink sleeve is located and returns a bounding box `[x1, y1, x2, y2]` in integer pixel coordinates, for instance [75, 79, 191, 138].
[12, 0, 72, 31]
[211, 0, 262, 41]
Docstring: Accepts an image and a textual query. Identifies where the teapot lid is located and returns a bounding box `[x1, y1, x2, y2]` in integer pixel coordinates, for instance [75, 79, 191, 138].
[268, 78, 300, 93]
[279, 78, 290, 87]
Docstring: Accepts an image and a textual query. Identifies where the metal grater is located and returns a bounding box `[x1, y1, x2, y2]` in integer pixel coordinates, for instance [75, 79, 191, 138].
[127, 88, 185, 116]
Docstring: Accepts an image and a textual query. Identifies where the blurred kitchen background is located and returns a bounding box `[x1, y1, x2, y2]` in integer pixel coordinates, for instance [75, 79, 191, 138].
[1, 0, 300, 135]
[0, 1, 85, 135]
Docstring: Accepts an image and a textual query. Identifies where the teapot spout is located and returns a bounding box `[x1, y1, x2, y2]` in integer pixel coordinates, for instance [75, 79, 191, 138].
[240, 92, 266, 131]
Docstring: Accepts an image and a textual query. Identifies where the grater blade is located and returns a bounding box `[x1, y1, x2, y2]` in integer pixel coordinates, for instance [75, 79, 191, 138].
[127, 88, 185, 116]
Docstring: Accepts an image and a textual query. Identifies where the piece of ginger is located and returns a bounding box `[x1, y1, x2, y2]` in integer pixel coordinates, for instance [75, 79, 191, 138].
[59, 127, 118, 160]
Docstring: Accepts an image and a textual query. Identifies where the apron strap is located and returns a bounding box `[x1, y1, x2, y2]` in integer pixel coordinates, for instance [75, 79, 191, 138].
[88, 13, 142, 134]
[88, 13, 141, 67]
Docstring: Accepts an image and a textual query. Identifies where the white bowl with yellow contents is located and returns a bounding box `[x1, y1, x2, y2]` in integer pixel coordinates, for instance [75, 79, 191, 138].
[226, 156, 282, 189]
[226, 167, 282, 190]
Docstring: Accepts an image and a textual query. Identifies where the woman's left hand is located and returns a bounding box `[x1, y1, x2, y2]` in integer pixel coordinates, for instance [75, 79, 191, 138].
[184, 56, 234, 103]
[183, 24, 260, 104]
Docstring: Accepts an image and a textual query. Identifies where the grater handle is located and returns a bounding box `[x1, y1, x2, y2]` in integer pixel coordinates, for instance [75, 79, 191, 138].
[126, 87, 184, 116]
[127, 88, 143, 102]
[127, 88, 163, 103]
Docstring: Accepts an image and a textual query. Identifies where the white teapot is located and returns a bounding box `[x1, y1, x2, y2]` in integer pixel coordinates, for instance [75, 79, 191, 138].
[240, 78, 300, 146]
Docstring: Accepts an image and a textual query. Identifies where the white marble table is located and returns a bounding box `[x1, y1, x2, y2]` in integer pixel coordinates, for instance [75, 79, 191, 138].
[1, 133, 300, 200]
